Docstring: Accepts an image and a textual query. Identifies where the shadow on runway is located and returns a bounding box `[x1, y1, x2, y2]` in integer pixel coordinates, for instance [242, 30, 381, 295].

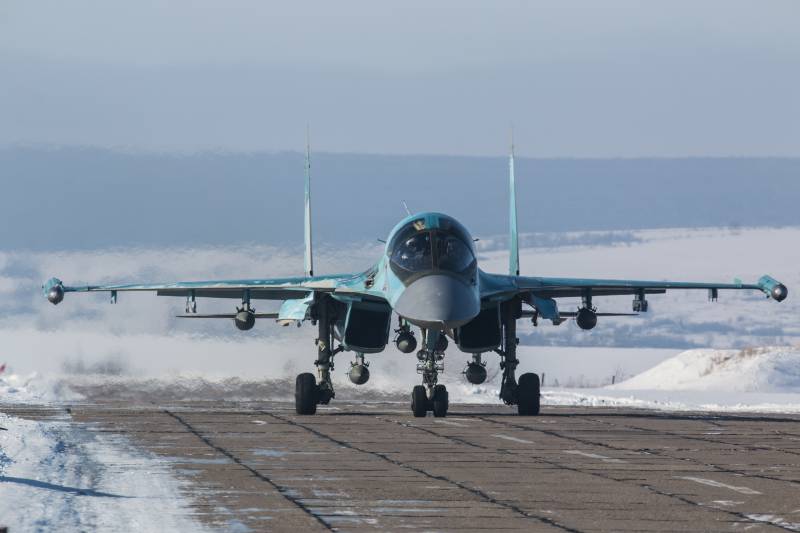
[0, 476, 129, 498]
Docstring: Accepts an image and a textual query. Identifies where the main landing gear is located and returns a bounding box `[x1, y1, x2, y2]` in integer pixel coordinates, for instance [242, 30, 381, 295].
[411, 329, 449, 417]
[295, 295, 339, 415]
[498, 298, 540, 416]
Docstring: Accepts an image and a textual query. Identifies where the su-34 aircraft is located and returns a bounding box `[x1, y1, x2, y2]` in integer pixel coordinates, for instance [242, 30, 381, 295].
[43, 141, 788, 417]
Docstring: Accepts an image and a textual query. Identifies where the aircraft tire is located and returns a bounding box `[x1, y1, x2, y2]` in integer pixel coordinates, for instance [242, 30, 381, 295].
[411, 385, 428, 417]
[295, 372, 318, 415]
[432, 385, 449, 418]
[517, 373, 541, 416]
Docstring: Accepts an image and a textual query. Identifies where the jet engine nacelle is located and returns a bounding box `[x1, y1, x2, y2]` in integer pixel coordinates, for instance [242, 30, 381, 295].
[576, 308, 597, 330]
[464, 362, 487, 385]
[235, 310, 256, 331]
[348, 364, 370, 385]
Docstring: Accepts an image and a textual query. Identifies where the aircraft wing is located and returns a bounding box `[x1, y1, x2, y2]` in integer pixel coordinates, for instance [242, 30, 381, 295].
[43, 272, 381, 304]
[480, 272, 788, 303]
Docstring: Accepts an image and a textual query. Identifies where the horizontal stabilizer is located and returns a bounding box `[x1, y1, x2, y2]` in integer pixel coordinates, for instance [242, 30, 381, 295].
[176, 313, 279, 319]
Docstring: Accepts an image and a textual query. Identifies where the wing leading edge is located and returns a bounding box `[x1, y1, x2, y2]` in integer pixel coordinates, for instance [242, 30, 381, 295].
[43, 272, 384, 306]
[480, 271, 788, 303]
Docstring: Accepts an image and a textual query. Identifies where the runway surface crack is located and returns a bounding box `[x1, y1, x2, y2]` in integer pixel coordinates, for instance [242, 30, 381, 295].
[264, 411, 584, 533]
[474, 415, 800, 532]
[162, 409, 333, 532]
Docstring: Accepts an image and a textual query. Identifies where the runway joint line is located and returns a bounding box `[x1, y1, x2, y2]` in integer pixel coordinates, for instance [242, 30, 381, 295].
[162, 409, 333, 532]
[264, 411, 584, 533]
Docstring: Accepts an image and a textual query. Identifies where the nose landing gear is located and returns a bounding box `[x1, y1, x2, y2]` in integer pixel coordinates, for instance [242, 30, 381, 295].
[410, 329, 449, 417]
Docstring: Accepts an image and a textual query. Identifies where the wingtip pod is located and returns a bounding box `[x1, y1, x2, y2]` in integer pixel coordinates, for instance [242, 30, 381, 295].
[43, 277, 65, 305]
[758, 275, 788, 302]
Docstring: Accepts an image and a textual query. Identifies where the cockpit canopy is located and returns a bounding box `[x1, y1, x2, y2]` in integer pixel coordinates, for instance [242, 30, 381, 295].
[388, 215, 476, 283]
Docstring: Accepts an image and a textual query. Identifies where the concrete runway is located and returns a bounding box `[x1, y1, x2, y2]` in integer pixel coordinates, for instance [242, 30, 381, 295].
[5, 400, 800, 532]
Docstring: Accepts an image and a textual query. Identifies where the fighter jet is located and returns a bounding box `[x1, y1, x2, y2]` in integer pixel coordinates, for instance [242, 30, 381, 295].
[42, 139, 788, 417]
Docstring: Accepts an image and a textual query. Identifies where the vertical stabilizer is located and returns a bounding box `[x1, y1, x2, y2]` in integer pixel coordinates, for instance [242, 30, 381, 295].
[304, 128, 314, 277]
[508, 132, 520, 276]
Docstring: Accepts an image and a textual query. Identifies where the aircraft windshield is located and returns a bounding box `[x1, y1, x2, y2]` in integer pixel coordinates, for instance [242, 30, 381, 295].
[391, 232, 433, 272]
[389, 226, 475, 281]
[435, 234, 474, 273]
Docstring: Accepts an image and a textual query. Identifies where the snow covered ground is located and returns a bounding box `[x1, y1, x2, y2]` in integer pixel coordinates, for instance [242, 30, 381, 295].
[542, 388, 800, 414]
[614, 346, 800, 392]
[565, 345, 800, 413]
[0, 411, 208, 532]
[446, 346, 800, 414]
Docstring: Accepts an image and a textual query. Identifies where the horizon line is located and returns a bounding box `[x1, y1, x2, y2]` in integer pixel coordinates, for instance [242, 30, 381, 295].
[3, 142, 800, 161]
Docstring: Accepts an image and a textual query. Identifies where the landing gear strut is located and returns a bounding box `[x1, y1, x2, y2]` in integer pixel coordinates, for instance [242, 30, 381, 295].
[499, 299, 519, 405]
[498, 298, 540, 416]
[410, 329, 449, 417]
[295, 295, 338, 415]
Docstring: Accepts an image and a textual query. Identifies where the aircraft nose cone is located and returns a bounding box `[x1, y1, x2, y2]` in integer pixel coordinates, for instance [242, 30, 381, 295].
[395, 275, 480, 329]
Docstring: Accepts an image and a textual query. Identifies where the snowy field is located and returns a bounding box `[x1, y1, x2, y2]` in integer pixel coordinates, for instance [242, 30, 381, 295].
[0, 412, 208, 532]
[541, 345, 800, 414]
[0, 225, 798, 531]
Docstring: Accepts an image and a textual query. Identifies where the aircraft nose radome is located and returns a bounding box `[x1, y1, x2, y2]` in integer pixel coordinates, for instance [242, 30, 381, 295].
[395, 275, 480, 329]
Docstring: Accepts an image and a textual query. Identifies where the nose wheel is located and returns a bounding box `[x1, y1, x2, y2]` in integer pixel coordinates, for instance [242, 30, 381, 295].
[431, 384, 449, 417]
[411, 384, 449, 418]
[411, 385, 427, 417]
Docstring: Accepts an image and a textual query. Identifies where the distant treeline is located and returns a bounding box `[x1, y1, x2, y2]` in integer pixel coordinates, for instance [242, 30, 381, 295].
[2, 145, 798, 250]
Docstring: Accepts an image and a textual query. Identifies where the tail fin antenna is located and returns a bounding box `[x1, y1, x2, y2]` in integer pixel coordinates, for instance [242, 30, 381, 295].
[304, 127, 314, 277]
[508, 129, 520, 276]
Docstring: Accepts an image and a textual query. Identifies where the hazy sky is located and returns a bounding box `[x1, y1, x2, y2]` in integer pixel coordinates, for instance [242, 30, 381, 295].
[1, 1, 798, 156]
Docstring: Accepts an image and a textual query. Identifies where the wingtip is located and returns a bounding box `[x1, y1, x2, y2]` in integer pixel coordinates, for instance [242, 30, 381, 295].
[43, 277, 65, 305]
[758, 274, 788, 302]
